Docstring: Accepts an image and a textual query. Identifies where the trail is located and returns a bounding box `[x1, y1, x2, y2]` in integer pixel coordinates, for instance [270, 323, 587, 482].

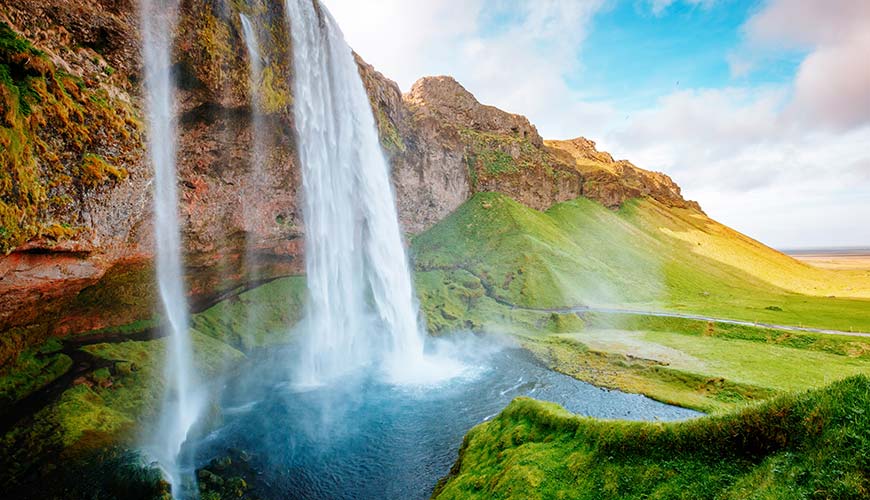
[551, 306, 870, 338]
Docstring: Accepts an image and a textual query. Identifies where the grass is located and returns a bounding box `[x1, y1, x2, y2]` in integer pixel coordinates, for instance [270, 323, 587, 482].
[411, 192, 870, 332]
[535, 325, 870, 412]
[433, 375, 870, 499]
[412, 192, 870, 412]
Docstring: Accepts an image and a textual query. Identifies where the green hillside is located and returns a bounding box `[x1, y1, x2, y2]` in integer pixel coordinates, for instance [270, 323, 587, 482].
[412, 192, 870, 411]
[432, 375, 870, 500]
[412, 192, 870, 333]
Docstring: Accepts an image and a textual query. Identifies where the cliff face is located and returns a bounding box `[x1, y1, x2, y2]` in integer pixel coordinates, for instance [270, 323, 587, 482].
[0, 0, 701, 362]
[0, 0, 304, 364]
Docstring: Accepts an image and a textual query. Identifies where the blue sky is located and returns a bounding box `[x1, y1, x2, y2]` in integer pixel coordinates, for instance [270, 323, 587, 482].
[579, 1, 796, 107]
[325, 0, 870, 249]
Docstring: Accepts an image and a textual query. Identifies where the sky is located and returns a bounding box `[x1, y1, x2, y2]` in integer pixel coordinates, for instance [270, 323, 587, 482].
[322, 0, 870, 250]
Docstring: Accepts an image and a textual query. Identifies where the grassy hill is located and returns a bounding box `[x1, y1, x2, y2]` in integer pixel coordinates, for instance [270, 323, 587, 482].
[432, 375, 870, 499]
[411, 192, 870, 411]
[412, 191, 870, 332]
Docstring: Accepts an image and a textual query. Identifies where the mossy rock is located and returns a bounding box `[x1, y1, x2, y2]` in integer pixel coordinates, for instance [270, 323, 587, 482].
[0, 22, 141, 253]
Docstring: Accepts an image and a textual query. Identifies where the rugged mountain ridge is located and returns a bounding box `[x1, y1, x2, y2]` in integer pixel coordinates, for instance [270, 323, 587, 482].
[0, 0, 700, 363]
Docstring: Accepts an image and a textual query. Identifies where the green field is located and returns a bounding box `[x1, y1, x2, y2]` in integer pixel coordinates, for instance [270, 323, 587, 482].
[415, 191, 870, 498]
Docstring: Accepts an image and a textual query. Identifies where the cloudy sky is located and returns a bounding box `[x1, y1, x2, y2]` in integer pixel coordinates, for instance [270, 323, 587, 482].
[322, 0, 870, 250]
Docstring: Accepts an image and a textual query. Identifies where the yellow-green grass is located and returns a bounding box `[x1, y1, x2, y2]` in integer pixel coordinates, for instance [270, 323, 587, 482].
[433, 375, 870, 500]
[493, 308, 870, 412]
[0, 337, 71, 407]
[411, 192, 870, 332]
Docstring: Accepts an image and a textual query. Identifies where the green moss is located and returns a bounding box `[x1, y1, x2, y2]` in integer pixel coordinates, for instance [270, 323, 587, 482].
[465, 154, 479, 190]
[68, 260, 157, 326]
[80, 153, 127, 186]
[191, 276, 306, 350]
[544, 312, 585, 333]
[0, 22, 140, 253]
[458, 128, 552, 182]
[0, 22, 42, 59]
[415, 269, 487, 333]
[434, 375, 870, 499]
[0, 348, 72, 406]
[374, 105, 405, 153]
[258, 64, 293, 113]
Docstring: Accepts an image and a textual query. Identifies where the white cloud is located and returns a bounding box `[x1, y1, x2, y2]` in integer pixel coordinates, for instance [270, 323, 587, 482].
[321, 0, 483, 89]
[604, 84, 870, 248]
[602, 0, 870, 247]
[741, 0, 870, 130]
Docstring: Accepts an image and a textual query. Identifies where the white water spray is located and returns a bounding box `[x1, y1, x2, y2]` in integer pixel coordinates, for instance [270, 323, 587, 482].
[140, 0, 203, 493]
[285, 0, 462, 386]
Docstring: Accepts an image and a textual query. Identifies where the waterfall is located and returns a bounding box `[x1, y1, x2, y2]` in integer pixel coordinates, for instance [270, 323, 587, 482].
[239, 12, 266, 308]
[140, 0, 203, 493]
[285, 0, 459, 385]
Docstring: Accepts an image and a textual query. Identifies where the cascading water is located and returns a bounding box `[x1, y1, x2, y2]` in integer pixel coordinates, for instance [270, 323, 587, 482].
[239, 12, 266, 315]
[140, 0, 203, 493]
[285, 0, 461, 385]
[239, 14, 262, 83]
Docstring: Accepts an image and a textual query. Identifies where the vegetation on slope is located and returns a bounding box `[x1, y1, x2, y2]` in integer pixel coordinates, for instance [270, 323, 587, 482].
[191, 276, 306, 350]
[411, 192, 870, 411]
[524, 319, 870, 413]
[0, 332, 243, 495]
[433, 375, 870, 500]
[412, 192, 870, 332]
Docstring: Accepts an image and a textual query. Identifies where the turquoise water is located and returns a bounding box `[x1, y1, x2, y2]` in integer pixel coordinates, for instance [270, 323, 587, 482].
[194, 342, 699, 499]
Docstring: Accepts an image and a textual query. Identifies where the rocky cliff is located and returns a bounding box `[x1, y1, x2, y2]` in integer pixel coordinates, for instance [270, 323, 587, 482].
[0, 0, 700, 364]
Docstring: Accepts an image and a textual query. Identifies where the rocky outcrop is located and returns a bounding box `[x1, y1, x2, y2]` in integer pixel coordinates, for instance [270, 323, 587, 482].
[405, 76, 543, 148]
[356, 60, 471, 234]
[546, 137, 703, 212]
[400, 76, 581, 212]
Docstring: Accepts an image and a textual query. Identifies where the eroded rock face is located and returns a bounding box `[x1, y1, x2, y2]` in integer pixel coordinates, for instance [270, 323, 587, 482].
[0, 0, 702, 362]
[546, 137, 703, 212]
[356, 61, 472, 234]
[406, 76, 544, 148]
[400, 76, 583, 212]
